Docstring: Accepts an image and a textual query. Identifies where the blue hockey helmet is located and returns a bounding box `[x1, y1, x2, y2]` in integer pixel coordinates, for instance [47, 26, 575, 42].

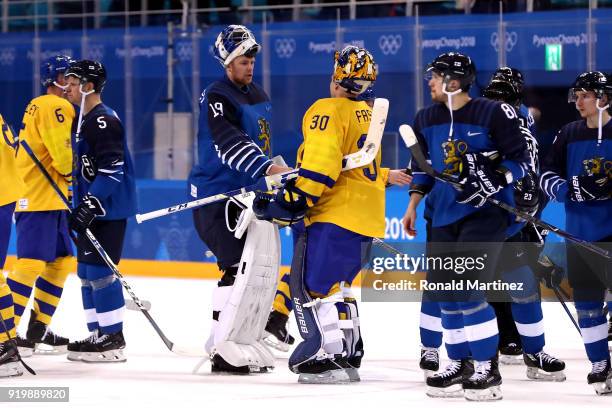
[482, 66, 525, 107]
[40, 55, 75, 88]
[425, 52, 476, 91]
[214, 25, 261, 67]
[333, 45, 377, 95]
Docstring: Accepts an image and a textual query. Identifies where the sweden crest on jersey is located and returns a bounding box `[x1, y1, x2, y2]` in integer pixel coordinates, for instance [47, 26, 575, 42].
[258, 117, 271, 155]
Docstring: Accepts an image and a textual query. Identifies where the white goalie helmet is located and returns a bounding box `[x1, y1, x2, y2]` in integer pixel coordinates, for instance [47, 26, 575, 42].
[214, 25, 261, 67]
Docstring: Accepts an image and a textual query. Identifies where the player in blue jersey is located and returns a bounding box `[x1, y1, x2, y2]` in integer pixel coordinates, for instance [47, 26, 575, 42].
[404, 52, 531, 401]
[481, 67, 566, 378]
[188, 25, 291, 374]
[540, 71, 612, 395]
[63, 60, 137, 363]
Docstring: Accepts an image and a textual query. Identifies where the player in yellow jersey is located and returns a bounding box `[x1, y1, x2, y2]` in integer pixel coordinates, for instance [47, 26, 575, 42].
[262, 84, 411, 353]
[7, 55, 76, 356]
[0, 114, 27, 376]
[255, 46, 407, 383]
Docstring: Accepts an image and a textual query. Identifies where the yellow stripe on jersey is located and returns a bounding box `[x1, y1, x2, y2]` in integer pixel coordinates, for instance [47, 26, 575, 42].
[0, 114, 25, 206]
[295, 97, 386, 238]
[16, 94, 74, 212]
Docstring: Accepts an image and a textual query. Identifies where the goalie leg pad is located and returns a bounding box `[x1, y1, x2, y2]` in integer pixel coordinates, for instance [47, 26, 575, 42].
[212, 219, 280, 371]
[288, 233, 349, 383]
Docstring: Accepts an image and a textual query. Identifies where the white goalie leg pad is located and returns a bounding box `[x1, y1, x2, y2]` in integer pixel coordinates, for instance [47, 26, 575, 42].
[340, 285, 360, 358]
[305, 294, 346, 356]
[205, 285, 233, 355]
[213, 219, 280, 369]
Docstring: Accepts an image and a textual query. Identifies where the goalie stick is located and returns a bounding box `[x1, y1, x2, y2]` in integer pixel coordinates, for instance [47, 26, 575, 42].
[136, 98, 390, 223]
[399, 124, 611, 260]
[20, 140, 203, 358]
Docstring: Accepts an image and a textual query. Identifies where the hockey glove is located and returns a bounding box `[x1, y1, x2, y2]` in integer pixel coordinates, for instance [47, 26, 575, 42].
[568, 174, 610, 202]
[253, 181, 307, 227]
[514, 170, 540, 216]
[69, 193, 106, 233]
[533, 255, 564, 290]
[456, 153, 506, 208]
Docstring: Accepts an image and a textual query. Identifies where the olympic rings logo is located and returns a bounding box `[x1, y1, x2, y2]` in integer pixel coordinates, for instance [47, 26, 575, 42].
[176, 42, 193, 62]
[490, 31, 518, 52]
[0, 48, 16, 66]
[378, 34, 402, 56]
[86, 44, 105, 61]
[274, 38, 296, 59]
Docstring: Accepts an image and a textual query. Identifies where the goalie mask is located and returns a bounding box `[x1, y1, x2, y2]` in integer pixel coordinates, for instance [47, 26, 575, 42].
[214, 25, 261, 67]
[333, 46, 378, 95]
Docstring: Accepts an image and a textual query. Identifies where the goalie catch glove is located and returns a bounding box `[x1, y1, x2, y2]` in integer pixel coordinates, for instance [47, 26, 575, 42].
[568, 174, 610, 202]
[253, 180, 307, 227]
[456, 152, 508, 208]
[69, 193, 106, 233]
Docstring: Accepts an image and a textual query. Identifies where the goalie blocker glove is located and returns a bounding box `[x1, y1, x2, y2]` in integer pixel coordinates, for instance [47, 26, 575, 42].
[253, 181, 307, 227]
[456, 153, 509, 208]
[69, 193, 106, 233]
[568, 174, 610, 202]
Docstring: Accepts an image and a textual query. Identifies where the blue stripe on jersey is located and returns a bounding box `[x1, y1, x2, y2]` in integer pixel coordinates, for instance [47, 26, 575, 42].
[298, 168, 336, 189]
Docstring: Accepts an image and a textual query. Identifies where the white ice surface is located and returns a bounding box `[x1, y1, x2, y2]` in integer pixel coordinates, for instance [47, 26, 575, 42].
[4, 275, 611, 408]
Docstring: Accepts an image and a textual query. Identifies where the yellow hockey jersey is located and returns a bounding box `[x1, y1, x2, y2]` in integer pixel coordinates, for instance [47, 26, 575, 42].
[0, 114, 25, 206]
[15, 94, 74, 212]
[294, 97, 389, 238]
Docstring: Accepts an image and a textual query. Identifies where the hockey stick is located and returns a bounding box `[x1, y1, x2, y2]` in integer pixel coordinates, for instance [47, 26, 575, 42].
[135, 169, 299, 223]
[399, 124, 611, 260]
[20, 140, 203, 357]
[550, 285, 581, 335]
[342, 98, 389, 170]
[137, 98, 390, 224]
[0, 308, 36, 375]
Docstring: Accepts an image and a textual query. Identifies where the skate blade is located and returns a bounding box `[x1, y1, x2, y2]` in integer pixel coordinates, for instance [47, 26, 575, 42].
[345, 367, 360, 382]
[0, 362, 24, 378]
[262, 335, 290, 352]
[298, 369, 351, 384]
[425, 384, 463, 398]
[17, 347, 33, 358]
[592, 377, 612, 395]
[81, 349, 127, 363]
[526, 367, 566, 382]
[249, 365, 274, 374]
[500, 354, 523, 365]
[426, 384, 463, 398]
[34, 344, 68, 355]
[66, 351, 83, 362]
[464, 385, 503, 401]
[422, 369, 436, 381]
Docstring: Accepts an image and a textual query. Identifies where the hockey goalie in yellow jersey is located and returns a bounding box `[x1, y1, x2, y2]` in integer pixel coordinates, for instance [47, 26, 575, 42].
[254, 46, 409, 383]
[8, 55, 76, 356]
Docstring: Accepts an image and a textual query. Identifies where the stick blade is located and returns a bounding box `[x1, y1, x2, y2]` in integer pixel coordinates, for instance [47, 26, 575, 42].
[399, 124, 418, 148]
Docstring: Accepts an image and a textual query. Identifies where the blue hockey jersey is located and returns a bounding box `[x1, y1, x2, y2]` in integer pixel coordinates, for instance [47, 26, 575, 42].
[540, 119, 612, 242]
[411, 97, 529, 228]
[72, 103, 137, 220]
[188, 75, 273, 199]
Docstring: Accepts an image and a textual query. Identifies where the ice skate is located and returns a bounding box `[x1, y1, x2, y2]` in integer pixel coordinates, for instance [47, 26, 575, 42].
[463, 358, 503, 401]
[426, 359, 473, 398]
[523, 351, 566, 381]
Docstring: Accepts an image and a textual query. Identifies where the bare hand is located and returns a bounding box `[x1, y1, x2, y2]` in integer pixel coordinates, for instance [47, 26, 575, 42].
[388, 169, 413, 186]
[402, 205, 417, 237]
[266, 164, 293, 175]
